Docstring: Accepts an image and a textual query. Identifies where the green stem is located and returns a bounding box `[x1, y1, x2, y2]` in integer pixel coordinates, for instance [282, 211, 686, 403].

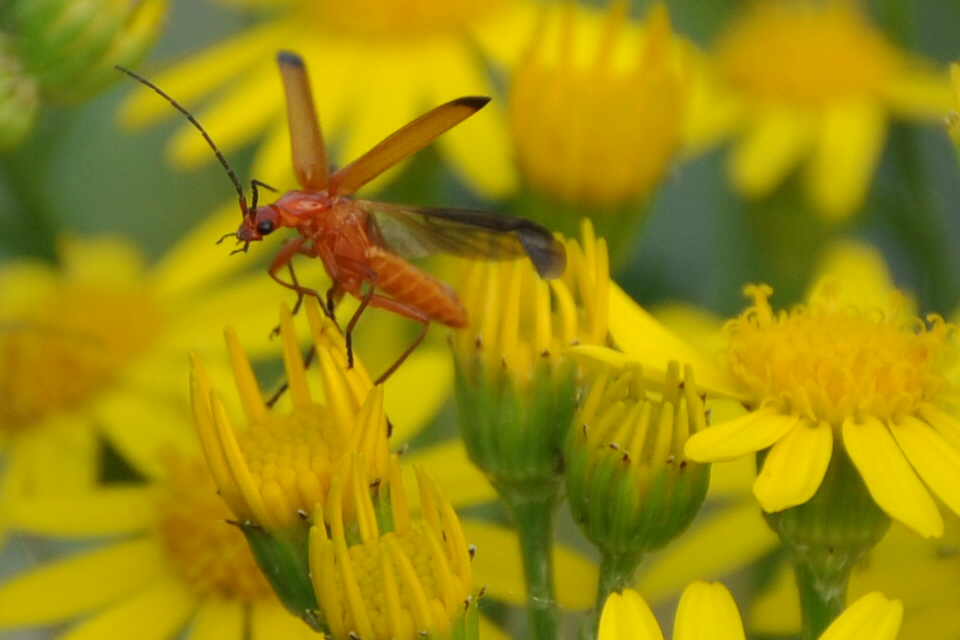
[582, 550, 644, 640]
[794, 559, 847, 640]
[504, 493, 561, 640]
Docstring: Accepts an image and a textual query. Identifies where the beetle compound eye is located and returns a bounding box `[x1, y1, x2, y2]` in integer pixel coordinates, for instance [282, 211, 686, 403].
[257, 220, 275, 235]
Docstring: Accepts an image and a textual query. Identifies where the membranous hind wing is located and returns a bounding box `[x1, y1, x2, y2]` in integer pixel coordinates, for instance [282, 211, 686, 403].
[361, 202, 567, 280]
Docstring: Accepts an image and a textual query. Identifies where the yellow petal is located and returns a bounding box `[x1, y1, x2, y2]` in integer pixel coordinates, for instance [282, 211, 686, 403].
[402, 441, 496, 509]
[638, 502, 778, 602]
[13, 487, 152, 536]
[250, 599, 317, 640]
[674, 581, 745, 640]
[59, 578, 195, 640]
[385, 346, 454, 444]
[889, 415, 960, 520]
[0, 538, 167, 625]
[729, 107, 816, 198]
[819, 592, 902, 640]
[461, 520, 597, 609]
[599, 589, 664, 640]
[806, 239, 898, 310]
[805, 100, 886, 221]
[188, 597, 245, 640]
[479, 616, 515, 640]
[749, 563, 800, 634]
[685, 407, 798, 463]
[753, 420, 832, 512]
[842, 416, 942, 538]
[605, 283, 743, 398]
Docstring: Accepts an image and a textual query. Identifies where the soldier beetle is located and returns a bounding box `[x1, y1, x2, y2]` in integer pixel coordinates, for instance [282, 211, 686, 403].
[118, 52, 566, 383]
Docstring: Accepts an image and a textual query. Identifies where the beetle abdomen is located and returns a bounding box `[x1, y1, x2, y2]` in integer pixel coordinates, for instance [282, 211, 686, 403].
[368, 248, 467, 327]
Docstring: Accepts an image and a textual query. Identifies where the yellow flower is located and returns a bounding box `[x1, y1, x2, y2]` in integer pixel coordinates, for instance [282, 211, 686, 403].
[0, 231, 290, 544]
[121, 0, 538, 197]
[509, 1, 693, 209]
[600, 584, 902, 640]
[191, 296, 599, 630]
[575, 239, 960, 538]
[0, 449, 319, 640]
[309, 454, 475, 640]
[948, 63, 960, 152]
[704, 0, 951, 220]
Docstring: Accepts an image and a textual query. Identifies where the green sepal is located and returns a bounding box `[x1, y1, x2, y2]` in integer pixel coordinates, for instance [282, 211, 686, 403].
[453, 351, 577, 500]
[239, 521, 325, 632]
[762, 446, 890, 639]
[448, 594, 481, 640]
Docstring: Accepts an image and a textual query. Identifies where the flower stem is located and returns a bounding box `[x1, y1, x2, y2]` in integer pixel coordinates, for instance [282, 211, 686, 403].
[794, 558, 847, 640]
[503, 491, 561, 640]
[582, 550, 644, 640]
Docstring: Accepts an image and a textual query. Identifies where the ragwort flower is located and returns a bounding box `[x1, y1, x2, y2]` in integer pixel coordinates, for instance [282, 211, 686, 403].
[0, 449, 318, 640]
[704, 0, 951, 220]
[575, 240, 960, 539]
[0, 230, 290, 545]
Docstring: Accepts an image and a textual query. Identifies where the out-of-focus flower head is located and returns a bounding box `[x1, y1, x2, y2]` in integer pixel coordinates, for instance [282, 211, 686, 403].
[947, 63, 960, 160]
[599, 584, 902, 640]
[121, 0, 539, 196]
[0, 448, 320, 640]
[700, 0, 951, 221]
[0, 231, 289, 546]
[0, 0, 166, 147]
[509, 1, 694, 253]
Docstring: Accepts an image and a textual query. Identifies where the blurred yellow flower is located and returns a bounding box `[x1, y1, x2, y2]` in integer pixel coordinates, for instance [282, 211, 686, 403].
[0, 230, 291, 545]
[0, 450, 319, 640]
[121, 0, 538, 197]
[704, 0, 951, 220]
[509, 2, 693, 209]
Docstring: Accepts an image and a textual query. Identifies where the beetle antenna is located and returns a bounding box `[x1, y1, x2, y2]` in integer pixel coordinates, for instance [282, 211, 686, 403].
[116, 65, 249, 214]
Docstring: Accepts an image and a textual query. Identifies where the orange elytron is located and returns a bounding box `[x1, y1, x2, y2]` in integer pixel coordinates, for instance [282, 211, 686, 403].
[120, 52, 566, 382]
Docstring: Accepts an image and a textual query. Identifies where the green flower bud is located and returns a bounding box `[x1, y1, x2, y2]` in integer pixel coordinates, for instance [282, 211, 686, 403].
[0, 34, 38, 149]
[4, 0, 166, 103]
[568, 361, 709, 639]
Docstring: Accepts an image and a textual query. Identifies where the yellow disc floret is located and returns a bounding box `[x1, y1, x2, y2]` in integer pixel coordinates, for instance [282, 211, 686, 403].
[727, 284, 956, 427]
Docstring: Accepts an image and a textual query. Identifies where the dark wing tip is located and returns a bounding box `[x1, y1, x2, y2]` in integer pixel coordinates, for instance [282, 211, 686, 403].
[277, 51, 305, 68]
[518, 228, 567, 280]
[452, 96, 492, 112]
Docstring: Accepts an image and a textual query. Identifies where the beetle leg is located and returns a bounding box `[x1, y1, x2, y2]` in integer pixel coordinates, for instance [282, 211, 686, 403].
[268, 237, 324, 321]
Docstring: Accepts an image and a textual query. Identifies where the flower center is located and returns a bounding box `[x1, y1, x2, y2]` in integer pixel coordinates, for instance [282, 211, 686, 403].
[0, 284, 162, 430]
[309, 0, 505, 40]
[152, 454, 273, 601]
[726, 284, 956, 426]
[715, 2, 900, 105]
[237, 406, 344, 518]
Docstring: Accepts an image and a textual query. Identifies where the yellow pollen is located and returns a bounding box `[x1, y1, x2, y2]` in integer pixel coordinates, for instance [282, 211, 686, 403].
[152, 454, 273, 601]
[727, 284, 956, 426]
[309, 0, 505, 40]
[236, 406, 343, 522]
[0, 284, 162, 430]
[715, 2, 901, 105]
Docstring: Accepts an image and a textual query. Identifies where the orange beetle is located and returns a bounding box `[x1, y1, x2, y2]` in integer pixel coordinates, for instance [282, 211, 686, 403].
[120, 52, 565, 382]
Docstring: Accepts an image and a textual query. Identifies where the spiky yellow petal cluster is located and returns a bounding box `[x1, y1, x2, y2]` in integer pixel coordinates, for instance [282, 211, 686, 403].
[310, 456, 474, 640]
[510, 1, 692, 206]
[190, 298, 389, 532]
[454, 219, 609, 383]
[152, 453, 273, 601]
[727, 283, 955, 426]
